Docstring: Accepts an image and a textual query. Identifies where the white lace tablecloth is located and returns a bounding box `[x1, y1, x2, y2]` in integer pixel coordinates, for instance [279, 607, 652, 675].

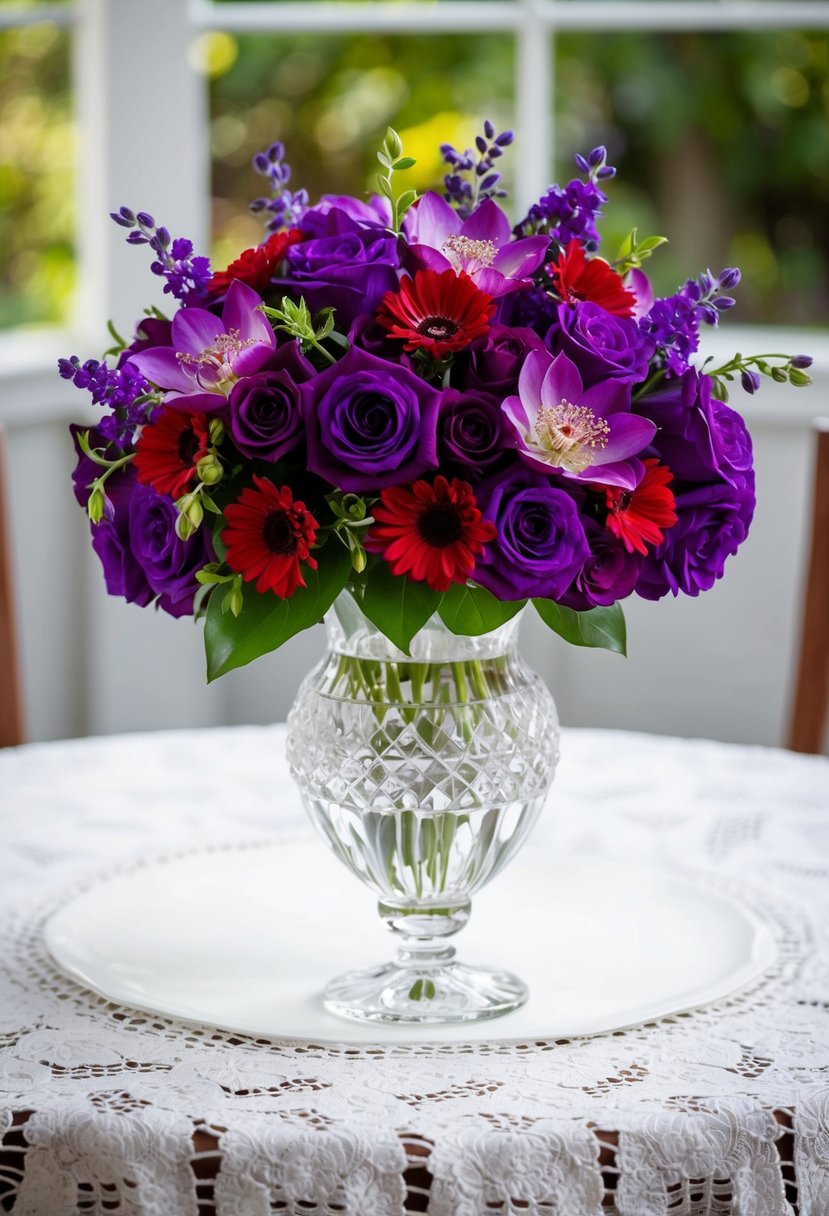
[1, 725, 828, 1216]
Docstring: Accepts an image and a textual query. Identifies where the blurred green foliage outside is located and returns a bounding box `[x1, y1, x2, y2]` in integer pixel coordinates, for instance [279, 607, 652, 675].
[1, 16, 827, 331]
[0, 23, 74, 331]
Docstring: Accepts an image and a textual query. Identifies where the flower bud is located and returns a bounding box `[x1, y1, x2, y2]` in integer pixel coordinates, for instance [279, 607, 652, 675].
[385, 127, 403, 160]
[740, 370, 761, 395]
[87, 486, 107, 524]
[228, 585, 244, 617]
[175, 513, 196, 541]
[771, 366, 787, 383]
[177, 493, 204, 529]
[791, 354, 813, 369]
[718, 267, 741, 290]
[196, 454, 223, 485]
[789, 368, 812, 387]
[350, 544, 367, 574]
[208, 418, 225, 446]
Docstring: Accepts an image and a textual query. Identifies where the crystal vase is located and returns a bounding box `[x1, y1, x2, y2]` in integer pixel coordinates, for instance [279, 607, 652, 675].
[286, 590, 559, 1024]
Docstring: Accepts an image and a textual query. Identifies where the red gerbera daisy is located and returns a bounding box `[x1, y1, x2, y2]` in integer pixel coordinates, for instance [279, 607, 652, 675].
[208, 227, 304, 297]
[222, 476, 319, 599]
[603, 459, 678, 555]
[134, 408, 210, 499]
[365, 476, 496, 593]
[376, 269, 495, 360]
[551, 240, 636, 317]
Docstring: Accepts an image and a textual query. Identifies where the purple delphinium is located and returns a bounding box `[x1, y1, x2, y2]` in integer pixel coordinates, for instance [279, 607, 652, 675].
[128, 280, 276, 412]
[640, 268, 741, 377]
[561, 519, 643, 610]
[551, 301, 655, 387]
[110, 208, 212, 303]
[636, 477, 755, 601]
[501, 350, 655, 490]
[440, 120, 513, 218]
[515, 146, 616, 250]
[300, 345, 441, 493]
[474, 467, 590, 601]
[59, 356, 152, 450]
[249, 141, 309, 234]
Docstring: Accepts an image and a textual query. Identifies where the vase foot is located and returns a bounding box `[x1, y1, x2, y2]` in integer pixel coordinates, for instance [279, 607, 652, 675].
[322, 960, 528, 1025]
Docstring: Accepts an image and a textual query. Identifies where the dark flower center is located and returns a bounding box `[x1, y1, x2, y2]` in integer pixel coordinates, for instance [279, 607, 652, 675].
[418, 315, 459, 341]
[178, 426, 201, 466]
[262, 509, 298, 555]
[417, 504, 463, 548]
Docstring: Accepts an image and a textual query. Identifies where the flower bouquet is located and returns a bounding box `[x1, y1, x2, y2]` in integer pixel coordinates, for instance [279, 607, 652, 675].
[63, 124, 810, 1023]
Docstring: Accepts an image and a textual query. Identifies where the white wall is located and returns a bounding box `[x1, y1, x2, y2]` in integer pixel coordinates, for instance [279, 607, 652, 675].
[1, 338, 825, 749]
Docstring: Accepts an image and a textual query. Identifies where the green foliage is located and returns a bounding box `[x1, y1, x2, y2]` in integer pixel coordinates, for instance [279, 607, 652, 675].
[614, 229, 668, 277]
[439, 584, 526, 636]
[203, 542, 351, 681]
[358, 564, 442, 653]
[533, 598, 627, 656]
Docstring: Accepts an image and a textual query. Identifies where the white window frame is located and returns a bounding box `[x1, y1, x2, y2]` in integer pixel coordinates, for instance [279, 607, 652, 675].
[2, 0, 829, 429]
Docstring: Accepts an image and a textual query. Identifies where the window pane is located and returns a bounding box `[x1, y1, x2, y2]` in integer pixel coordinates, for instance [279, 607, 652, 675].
[208, 33, 514, 266]
[0, 22, 74, 330]
[554, 31, 829, 326]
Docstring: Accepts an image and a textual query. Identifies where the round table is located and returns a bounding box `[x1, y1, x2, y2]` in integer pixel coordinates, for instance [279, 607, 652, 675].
[1, 725, 827, 1215]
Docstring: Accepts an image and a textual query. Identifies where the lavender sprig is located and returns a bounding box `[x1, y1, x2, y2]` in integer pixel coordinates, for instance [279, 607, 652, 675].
[440, 120, 513, 219]
[249, 141, 308, 234]
[640, 267, 742, 378]
[515, 146, 615, 248]
[110, 207, 212, 302]
[58, 356, 158, 450]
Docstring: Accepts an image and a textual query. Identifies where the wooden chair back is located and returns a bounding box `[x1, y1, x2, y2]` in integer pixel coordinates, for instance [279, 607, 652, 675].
[0, 425, 25, 747]
[788, 420, 829, 754]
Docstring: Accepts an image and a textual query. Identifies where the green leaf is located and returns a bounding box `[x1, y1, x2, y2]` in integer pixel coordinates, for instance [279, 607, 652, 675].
[392, 156, 416, 171]
[211, 516, 228, 563]
[439, 583, 526, 636]
[533, 598, 627, 656]
[638, 235, 668, 253]
[359, 564, 443, 654]
[616, 229, 636, 260]
[204, 543, 351, 681]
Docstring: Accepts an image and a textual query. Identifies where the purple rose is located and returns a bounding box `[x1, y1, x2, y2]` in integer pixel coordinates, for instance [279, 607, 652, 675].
[227, 343, 315, 463]
[710, 396, 754, 490]
[459, 324, 546, 397]
[561, 520, 643, 610]
[474, 468, 590, 601]
[551, 301, 654, 386]
[301, 346, 440, 492]
[92, 482, 156, 607]
[635, 369, 718, 482]
[285, 224, 401, 328]
[70, 426, 154, 605]
[438, 389, 514, 480]
[637, 478, 755, 601]
[128, 483, 214, 618]
[299, 197, 391, 239]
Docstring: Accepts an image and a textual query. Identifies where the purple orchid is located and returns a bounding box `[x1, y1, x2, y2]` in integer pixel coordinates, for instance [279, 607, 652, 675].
[404, 192, 548, 299]
[501, 350, 656, 490]
[127, 281, 275, 411]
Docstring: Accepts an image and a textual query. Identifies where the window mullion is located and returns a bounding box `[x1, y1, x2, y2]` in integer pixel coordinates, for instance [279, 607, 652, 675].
[516, 0, 553, 218]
